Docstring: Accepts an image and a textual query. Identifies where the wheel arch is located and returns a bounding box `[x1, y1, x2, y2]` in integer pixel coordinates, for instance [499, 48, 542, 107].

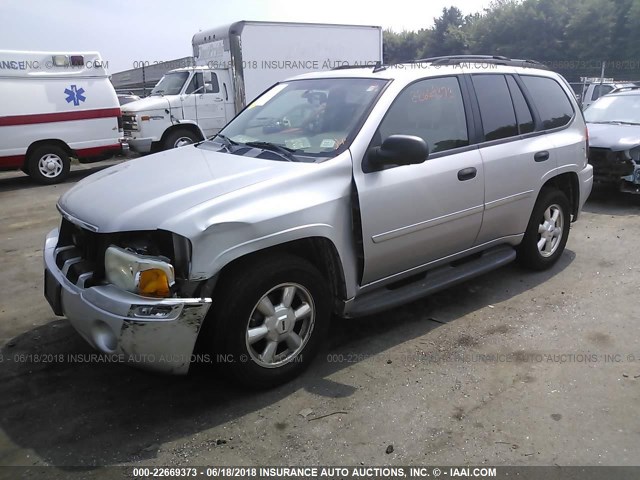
[212, 236, 348, 315]
[540, 172, 580, 221]
[159, 122, 205, 147]
[25, 139, 73, 166]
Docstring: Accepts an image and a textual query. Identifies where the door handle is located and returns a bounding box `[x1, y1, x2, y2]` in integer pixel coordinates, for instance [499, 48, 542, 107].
[457, 167, 477, 181]
[213, 98, 223, 102]
[534, 151, 550, 162]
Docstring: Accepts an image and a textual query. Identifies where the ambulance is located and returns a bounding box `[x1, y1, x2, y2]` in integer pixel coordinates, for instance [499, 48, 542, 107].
[0, 50, 123, 184]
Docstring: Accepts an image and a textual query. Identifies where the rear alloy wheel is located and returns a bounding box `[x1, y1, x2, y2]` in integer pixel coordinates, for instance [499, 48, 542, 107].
[163, 128, 199, 150]
[206, 254, 330, 388]
[518, 188, 570, 270]
[27, 145, 71, 185]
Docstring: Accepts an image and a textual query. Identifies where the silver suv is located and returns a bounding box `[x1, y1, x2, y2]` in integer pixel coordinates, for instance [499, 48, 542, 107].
[44, 55, 593, 387]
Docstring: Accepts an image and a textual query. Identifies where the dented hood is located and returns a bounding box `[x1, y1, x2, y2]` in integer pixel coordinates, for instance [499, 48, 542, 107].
[587, 122, 640, 151]
[58, 145, 307, 233]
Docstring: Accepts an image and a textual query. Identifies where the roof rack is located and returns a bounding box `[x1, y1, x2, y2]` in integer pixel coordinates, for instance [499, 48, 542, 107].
[409, 55, 549, 70]
[610, 85, 640, 94]
[332, 61, 387, 73]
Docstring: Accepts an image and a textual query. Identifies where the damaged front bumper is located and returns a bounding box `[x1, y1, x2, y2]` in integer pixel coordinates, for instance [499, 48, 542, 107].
[620, 166, 640, 193]
[589, 147, 640, 193]
[44, 228, 212, 374]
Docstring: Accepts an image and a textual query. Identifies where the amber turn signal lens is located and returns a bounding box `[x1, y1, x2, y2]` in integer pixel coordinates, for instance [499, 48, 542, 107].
[137, 268, 171, 297]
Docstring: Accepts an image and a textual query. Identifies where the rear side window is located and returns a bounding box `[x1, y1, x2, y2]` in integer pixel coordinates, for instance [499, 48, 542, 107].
[472, 75, 518, 141]
[377, 76, 469, 154]
[521, 76, 574, 129]
[506, 76, 534, 134]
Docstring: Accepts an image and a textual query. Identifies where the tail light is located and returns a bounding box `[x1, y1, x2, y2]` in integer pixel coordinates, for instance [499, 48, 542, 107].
[585, 125, 590, 166]
[585, 125, 589, 151]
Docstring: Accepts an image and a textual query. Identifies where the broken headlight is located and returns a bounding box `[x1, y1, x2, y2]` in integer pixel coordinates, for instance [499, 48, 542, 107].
[105, 245, 175, 298]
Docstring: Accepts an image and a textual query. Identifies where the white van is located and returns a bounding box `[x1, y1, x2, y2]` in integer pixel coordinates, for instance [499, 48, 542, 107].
[0, 50, 123, 184]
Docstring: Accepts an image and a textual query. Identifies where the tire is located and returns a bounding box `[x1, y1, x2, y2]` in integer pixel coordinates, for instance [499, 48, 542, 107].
[204, 254, 331, 389]
[518, 188, 571, 270]
[162, 128, 199, 150]
[27, 145, 71, 185]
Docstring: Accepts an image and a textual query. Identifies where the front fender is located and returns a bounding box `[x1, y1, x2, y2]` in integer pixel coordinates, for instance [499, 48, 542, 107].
[190, 203, 358, 300]
[187, 159, 358, 297]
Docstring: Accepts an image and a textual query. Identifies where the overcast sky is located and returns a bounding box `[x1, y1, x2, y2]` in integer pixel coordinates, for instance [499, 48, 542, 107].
[1, 0, 489, 73]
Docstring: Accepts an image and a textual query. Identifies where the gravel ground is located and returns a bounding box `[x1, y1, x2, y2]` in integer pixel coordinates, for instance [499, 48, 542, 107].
[1, 161, 639, 474]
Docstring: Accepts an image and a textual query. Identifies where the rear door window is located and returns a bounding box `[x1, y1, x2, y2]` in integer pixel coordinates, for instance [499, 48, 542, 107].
[472, 75, 518, 141]
[506, 76, 534, 134]
[521, 75, 574, 130]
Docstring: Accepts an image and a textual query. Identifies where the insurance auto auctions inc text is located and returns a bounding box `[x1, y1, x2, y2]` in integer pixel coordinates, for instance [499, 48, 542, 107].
[204, 466, 497, 478]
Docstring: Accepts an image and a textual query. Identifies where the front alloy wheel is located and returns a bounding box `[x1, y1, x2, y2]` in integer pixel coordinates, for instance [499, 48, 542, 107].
[204, 254, 330, 388]
[246, 283, 315, 368]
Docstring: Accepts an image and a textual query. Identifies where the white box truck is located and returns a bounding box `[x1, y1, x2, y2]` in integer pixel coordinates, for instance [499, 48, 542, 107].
[121, 21, 383, 153]
[0, 50, 123, 184]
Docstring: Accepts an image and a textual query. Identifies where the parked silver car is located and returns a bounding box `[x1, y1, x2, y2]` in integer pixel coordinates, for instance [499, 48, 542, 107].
[584, 88, 640, 193]
[44, 56, 593, 387]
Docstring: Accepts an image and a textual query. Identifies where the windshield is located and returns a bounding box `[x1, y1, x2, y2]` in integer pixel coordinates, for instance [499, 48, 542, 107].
[150, 71, 190, 96]
[204, 78, 388, 161]
[584, 94, 640, 124]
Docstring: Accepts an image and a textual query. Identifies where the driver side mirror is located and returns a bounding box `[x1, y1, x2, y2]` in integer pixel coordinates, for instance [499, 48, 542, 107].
[204, 83, 214, 93]
[368, 135, 429, 168]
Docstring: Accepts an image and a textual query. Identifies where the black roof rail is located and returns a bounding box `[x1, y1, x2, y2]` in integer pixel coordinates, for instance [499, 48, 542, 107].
[331, 64, 368, 70]
[610, 85, 640, 94]
[414, 55, 510, 63]
[331, 61, 387, 72]
[407, 55, 549, 70]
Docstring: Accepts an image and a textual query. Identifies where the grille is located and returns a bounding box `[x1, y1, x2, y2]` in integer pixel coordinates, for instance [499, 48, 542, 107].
[55, 219, 107, 287]
[121, 113, 137, 136]
[54, 219, 178, 288]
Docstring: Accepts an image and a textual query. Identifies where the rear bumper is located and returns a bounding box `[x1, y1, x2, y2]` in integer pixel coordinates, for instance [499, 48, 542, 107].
[44, 228, 212, 375]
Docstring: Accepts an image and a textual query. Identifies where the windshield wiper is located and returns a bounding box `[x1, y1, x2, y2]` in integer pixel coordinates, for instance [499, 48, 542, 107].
[210, 133, 239, 152]
[243, 141, 299, 161]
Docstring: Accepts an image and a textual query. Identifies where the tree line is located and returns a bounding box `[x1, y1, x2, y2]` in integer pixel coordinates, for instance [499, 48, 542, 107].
[383, 0, 640, 81]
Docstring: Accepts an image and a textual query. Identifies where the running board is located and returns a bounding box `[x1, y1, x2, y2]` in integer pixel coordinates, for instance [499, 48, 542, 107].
[348, 245, 517, 317]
